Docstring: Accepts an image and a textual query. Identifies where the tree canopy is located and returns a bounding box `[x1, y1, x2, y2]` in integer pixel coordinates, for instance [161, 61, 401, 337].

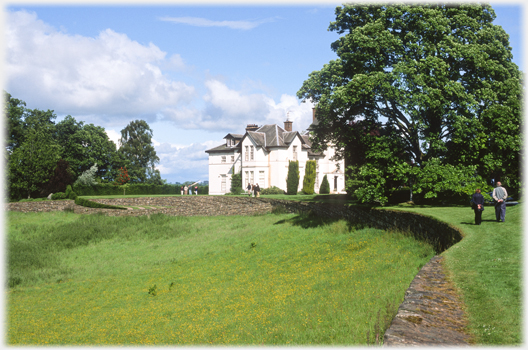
[4, 91, 157, 200]
[118, 119, 160, 183]
[298, 3, 522, 204]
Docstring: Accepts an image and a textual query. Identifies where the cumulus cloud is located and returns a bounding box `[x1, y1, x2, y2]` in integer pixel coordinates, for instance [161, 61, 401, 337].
[154, 140, 220, 183]
[5, 10, 196, 125]
[158, 16, 275, 30]
[161, 79, 315, 134]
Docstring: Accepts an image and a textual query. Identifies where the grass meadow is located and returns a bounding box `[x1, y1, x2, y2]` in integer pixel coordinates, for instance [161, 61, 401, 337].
[7, 210, 435, 345]
[386, 203, 523, 345]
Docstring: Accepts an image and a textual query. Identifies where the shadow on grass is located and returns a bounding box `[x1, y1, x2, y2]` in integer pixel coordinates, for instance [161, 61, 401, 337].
[273, 211, 364, 231]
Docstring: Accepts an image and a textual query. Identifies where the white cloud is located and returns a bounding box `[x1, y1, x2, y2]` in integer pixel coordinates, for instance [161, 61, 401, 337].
[158, 16, 275, 30]
[161, 79, 315, 133]
[5, 10, 196, 125]
[154, 140, 220, 183]
[105, 129, 121, 148]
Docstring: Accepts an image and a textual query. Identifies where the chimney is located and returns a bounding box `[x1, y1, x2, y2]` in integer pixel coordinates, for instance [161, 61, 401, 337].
[312, 107, 317, 122]
[246, 124, 259, 132]
[284, 119, 292, 132]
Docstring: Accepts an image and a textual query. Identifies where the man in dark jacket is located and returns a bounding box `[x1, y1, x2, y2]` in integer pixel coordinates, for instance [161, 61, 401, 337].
[471, 188, 485, 225]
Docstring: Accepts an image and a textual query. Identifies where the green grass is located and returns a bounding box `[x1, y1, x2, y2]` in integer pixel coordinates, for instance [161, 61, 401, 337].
[7, 211, 434, 345]
[385, 203, 522, 345]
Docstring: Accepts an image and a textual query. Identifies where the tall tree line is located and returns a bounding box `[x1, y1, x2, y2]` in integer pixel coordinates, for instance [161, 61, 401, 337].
[4, 91, 162, 200]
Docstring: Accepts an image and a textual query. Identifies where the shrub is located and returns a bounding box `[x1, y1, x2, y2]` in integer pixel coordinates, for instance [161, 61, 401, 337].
[302, 160, 316, 195]
[260, 186, 285, 195]
[65, 185, 77, 200]
[74, 163, 98, 186]
[51, 192, 67, 200]
[74, 196, 127, 210]
[230, 170, 243, 194]
[286, 160, 300, 195]
[320, 175, 330, 194]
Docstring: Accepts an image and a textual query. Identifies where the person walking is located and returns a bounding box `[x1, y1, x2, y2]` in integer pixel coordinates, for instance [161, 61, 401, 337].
[492, 181, 508, 222]
[470, 188, 485, 225]
[195, 186, 198, 195]
[247, 183, 252, 196]
[255, 183, 261, 197]
[181, 186, 184, 195]
[184, 185, 188, 195]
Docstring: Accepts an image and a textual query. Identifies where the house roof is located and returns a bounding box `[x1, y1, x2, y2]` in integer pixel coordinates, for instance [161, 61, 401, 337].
[224, 133, 244, 140]
[204, 144, 239, 153]
[243, 124, 310, 149]
[207, 123, 320, 154]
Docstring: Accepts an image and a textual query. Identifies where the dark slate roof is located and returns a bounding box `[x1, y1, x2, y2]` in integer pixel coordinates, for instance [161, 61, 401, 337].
[207, 123, 318, 154]
[245, 124, 310, 148]
[224, 133, 244, 140]
[205, 144, 239, 153]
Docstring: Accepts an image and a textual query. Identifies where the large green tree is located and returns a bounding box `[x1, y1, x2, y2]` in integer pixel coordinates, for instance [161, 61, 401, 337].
[298, 3, 522, 203]
[55, 115, 119, 181]
[4, 92, 27, 153]
[7, 109, 61, 199]
[118, 119, 160, 183]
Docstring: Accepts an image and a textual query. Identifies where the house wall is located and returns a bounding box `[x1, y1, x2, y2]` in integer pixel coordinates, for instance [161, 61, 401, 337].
[208, 150, 240, 195]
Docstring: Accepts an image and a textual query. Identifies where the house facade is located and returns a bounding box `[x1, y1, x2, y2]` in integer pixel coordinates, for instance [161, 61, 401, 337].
[205, 113, 345, 195]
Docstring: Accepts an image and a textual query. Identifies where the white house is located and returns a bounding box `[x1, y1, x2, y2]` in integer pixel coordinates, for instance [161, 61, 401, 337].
[205, 111, 345, 195]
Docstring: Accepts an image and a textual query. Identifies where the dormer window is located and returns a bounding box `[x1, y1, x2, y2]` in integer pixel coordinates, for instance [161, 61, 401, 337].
[226, 138, 231, 147]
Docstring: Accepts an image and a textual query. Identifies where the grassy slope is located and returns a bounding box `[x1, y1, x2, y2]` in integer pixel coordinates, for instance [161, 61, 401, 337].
[7, 211, 434, 345]
[385, 203, 522, 345]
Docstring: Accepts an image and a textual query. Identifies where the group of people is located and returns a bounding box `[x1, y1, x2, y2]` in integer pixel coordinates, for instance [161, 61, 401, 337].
[470, 181, 508, 225]
[181, 185, 198, 195]
[247, 183, 260, 197]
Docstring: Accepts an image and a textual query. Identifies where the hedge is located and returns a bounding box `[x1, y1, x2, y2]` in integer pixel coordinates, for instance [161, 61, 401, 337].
[74, 196, 127, 210]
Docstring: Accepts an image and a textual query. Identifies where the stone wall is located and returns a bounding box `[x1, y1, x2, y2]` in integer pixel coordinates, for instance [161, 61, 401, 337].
[7, 196, 463, 252]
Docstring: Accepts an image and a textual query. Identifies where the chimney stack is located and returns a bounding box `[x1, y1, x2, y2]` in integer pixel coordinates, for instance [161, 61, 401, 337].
[246, 124, 259, 132]
[312, 107, 317, 122]
[284, 119, 292, 132]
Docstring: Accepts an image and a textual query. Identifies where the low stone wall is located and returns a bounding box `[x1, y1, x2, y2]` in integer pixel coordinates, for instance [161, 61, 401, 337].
[5, 196, 273, 217]
[6, 197, 465, 252]
[256, 198, 464, 253]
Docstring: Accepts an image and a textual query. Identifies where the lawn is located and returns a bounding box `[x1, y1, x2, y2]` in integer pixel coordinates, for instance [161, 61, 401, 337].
[7, 210, 434, 345]
[385, 203, 523, 345]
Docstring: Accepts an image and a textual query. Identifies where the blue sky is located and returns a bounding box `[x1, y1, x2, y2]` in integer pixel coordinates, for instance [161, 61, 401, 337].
[4, 1, 524, 184]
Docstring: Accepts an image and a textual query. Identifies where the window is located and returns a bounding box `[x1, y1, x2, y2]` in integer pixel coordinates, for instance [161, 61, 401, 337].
[245, 171, 249, 187]
[221, 156, 226, 163]
[259, 171, 265, 187]
[293, 146, 297, 161]
[250, 146, 254, 160]
[245, 146, 249, 161]
[231, 155, 235, 163]
[221, 175, 227, 193]
[250, 171, 254, 185]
